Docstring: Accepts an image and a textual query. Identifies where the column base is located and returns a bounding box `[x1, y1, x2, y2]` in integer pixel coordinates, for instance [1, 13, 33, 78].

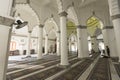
[37, 57, 43, 60]
[57, 64, 71, 69]
[22, 55, 32, 59]
[26, 55, 31, 58]
[56, 54, 60, 56]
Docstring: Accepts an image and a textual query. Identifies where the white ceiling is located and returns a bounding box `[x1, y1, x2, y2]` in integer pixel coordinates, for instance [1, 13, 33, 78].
[14, 0, 112, 38]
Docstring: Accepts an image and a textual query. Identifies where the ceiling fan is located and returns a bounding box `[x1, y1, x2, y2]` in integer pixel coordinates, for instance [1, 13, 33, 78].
[13, 20, 28, 29]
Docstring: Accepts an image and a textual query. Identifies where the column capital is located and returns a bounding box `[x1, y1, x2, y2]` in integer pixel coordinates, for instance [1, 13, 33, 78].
[103, 26, 113, 30]
[111, 14, 120, 20]
[46, 34, 48, 36]
[0, 16, 14, 27]
[28, 30, 32, 33]
[57, 30, 61, 33]
[91, 36, 97, 38]
[39, 24, 44, 28]
[77, 25, 87, 29]
[59, 11, 68, 17]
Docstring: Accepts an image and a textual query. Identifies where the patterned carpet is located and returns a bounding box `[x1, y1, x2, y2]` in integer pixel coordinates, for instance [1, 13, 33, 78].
[53, 54, 99, 80]
[114, 63, 120, 78]
[86, 58, 111, 80]
[21, 58, 81, 80]
[6, 54, 77, 80]
[53, 59, 93, 80]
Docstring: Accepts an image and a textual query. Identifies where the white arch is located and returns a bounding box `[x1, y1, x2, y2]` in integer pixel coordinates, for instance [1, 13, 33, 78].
[69, 33, 77, 41]
[67, 6, 79, 25]
[48, 29, 56, 39]
[86, 15, 104, 29]
[44, 18, 59, 36]
[86, 15, 104, 36]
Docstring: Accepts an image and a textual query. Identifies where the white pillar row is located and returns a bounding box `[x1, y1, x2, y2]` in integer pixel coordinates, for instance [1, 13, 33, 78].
[26, 30, 32, 57]
[45, 34, 48, 54]
[91, 36, 99, 52]
[77, 25, 83, 58]
[102, 26, 118, 57]
[108, 0, 120, 61]
[0, 0, 14, 79]
[37, 24, 44, 59]
[56, 31, 60, 56]
[59, 11, 69, 66]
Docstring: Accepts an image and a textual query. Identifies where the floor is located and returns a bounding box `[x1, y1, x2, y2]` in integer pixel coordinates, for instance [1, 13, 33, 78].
[7, 53, 120, 80]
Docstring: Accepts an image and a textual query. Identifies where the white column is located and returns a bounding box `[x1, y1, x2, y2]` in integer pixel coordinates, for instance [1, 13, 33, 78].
[37, 24, 43, 59]
[102, 28, 109, 56]
[102, 29, 109, 46]
[91, 36, 98, 52]
[0, 0, 13, 16]
[0, 18, 14, 80]
[81, 26, 89, 57]
[77, 25, 83, 58]
[69, 42, 71, 52]
[59, 11, 69, 65]
[108, 0, 120, 60]
[102, 26, 118, 57]
[26, 30, 32, 57]
[0, 0, 14, 79]
[45, 34, 48, 54]
[56, 31, 60, 56]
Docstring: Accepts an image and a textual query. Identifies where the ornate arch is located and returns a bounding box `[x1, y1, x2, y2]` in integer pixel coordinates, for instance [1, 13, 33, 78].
[86, 13, 104, 36]
[67, 6, 79, 25]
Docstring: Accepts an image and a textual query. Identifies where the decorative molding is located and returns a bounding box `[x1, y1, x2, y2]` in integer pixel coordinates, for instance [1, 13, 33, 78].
[39, 24, 44, 28]
[77, 25, 87, 29]
[59, 11, 68, 17]
[103, 26, 113, 30]
[111, 14, 120, 20]
[0, 16, 14, 27]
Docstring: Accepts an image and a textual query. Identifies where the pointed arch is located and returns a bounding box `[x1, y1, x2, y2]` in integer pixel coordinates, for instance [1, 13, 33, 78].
[44, 18, 58, 35]
[86, 15, 104, 36]
[67, 6, 79, 25]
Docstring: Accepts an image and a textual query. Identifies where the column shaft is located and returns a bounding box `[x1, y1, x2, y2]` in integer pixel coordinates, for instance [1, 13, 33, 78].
[59, 11, 69, 65]
[0, 25, 12, 80]
[37, 25, 43, 59]
[56, 31, 60, 56]
[0, 0, 13, 16]
[80, 27, 89, 57]
[77, 27, 83, 58]
[0, 0, 14, 79]
[45, 34, 48, 54]
[27, 31, 32, 56]
[108, 0, 120, 60]
[91, 37, 98, 52]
